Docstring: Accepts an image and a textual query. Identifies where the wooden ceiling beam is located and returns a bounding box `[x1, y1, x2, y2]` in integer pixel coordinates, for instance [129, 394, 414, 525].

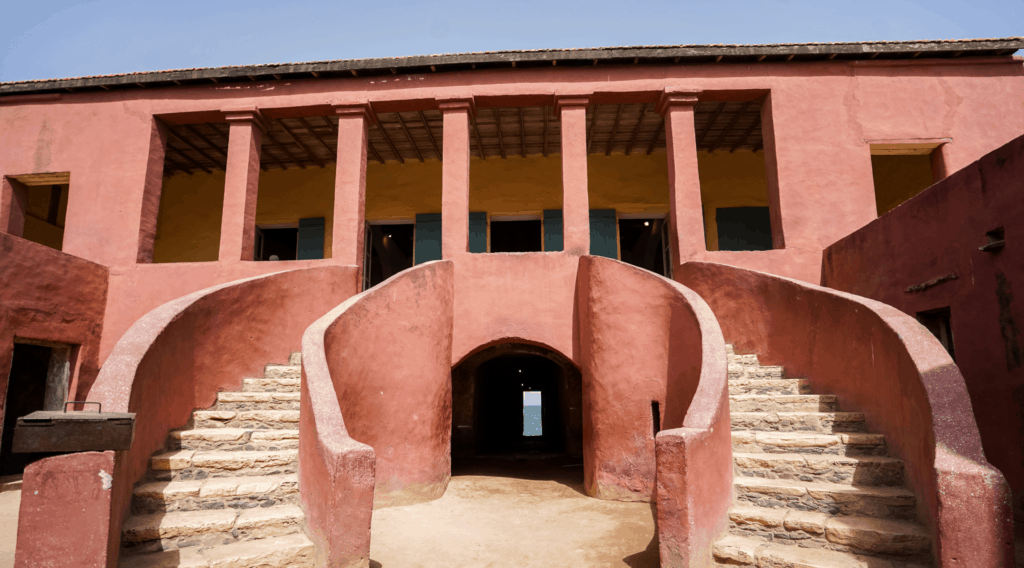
[394, 112, 424, 163]
[519, 107, 526, 157]
[586, 104, 599, 153]
[418, 111, 441, 160]
[606, 104, 623, 156]
[263, 126, 306, 169]
[645, 118, 664, 155]
[298, 116, 335, 157]
[167, 144, 211, 174]
[493, 109, 507, 159]
[182, 124, 229, 165]
[470, 114, 486, 160]
[625, 103, 649, 155]
[542, 108, 549, 157]
[275, 119, 326, 168]
[695, 102, 726, 147]
[166, 127, 225, 170]
[375, 121, 404, 164]
[730, 113, 762, 153]
[710, 101, 753, 152]
[164, 154, 193, 175]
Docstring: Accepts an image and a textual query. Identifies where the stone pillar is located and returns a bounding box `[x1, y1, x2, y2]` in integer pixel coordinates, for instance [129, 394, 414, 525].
[555, 96, 591, 255]
[218, 108, 267, 262]
[438, 98, 475, 259]
[657, 89, 703, 267]
[333, 103, 376, 267]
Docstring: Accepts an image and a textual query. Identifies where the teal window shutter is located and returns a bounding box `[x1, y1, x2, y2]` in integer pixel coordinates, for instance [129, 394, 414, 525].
[543, 209, 563, 252]
[589, 209, 617, 259]
[469, 212, 488, 253]
[297, 217, 325, 260]
[414, 213, 442, 264]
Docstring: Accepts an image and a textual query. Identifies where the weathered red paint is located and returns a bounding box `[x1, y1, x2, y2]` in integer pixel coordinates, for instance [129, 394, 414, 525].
[0, 233, 108, 437]
[822, 133, 1024, 522]
[679, 261, 1013, 567]
[14, 451, 116, 568]
[332, 103, 373, 269]
[311, 261, 454, 508]
[555, 96, 591, 256]
[440, 98, 473, 259]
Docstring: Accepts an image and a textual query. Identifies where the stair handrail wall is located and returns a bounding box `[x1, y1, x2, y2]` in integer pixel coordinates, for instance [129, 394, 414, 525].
[677, 261, 1013, 567]
[24, 266, 358, 568]
[300, 260, 455, 567]
[575, 256, 732, 567]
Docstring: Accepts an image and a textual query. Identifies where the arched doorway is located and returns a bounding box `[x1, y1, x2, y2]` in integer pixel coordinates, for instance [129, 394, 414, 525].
[450, 343, 582, 467]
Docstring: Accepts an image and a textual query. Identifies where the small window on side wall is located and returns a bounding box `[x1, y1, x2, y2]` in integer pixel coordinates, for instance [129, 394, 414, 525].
[2, 173, 71, 251]
[917, 307, 955, 361]
[870, 141, 946, 216]
[715, 207, 772, 251]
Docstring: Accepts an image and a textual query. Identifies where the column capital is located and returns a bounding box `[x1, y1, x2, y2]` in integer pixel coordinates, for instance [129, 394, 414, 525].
[437, 97, 476, 117]
[554, 95, 590, 119]
[222, 107, 269, 132]
[334, 102, 377, 125]
[656, 89, 702, 115]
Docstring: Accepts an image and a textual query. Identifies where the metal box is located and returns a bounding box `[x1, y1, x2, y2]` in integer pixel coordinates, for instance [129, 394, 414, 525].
[13, 404, 135, 453]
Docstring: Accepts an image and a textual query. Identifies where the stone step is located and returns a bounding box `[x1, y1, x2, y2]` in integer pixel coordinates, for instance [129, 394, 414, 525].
[120, 532, 314, 568]
[149, 450, 297, 481]
[264, 365, 301, 380]
[132, 473, 299, 514]
[713, 534, 929, 568]
[730, 394, 839, 413]
[243, 378, 300, 392]
[733, 453, 905, 487]
[733, 477, 917, 520]
[732, 431, 887, 456]
[215, 392, 300, 411]
[731, 412, 866, 433]
[729, 364, 785, 381]
[728, 354, 760, 366]
[289, 352, 302, 366]
[727, 505, 931, 558]
[168, 428, 298, 451]
[121, 504, 305, 554]
[729, 378, 811, 395]
[192, 410, 300, 429]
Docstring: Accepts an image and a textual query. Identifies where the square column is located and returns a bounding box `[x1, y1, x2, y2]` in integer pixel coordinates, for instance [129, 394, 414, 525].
[219, 108, 267, 262]
[657, 89, 704, 267]
[333, 103, 376, 267]
[555, 96, 591, 255]
[438, 98, 475, 259]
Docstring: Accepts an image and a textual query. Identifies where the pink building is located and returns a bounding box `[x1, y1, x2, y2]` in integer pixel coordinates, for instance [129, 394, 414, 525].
[1, 37, 1022, 567]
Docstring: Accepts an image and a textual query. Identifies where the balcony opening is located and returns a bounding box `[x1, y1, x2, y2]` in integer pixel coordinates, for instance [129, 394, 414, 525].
[254, 225, 298, 261]
[618, 216, 669, 276]
[870, 143, 945, 216]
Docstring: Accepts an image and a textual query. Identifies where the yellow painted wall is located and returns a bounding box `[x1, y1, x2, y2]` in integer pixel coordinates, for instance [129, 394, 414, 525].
[698, 151, 770, 252]
[150, 150, 769, 260]
[871, 155, 934, 216]
[20, 184, 67, 251]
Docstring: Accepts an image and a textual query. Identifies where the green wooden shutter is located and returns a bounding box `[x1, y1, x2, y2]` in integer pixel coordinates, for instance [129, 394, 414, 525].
[297, 217, 325, 260]
[469, 212, 488, 253]
[589, 209, 617, 259]
[414, 213, 442, 264]
[543, 209, 563, 252]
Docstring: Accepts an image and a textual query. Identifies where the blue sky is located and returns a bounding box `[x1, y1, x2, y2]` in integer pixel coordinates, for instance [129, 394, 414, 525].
[1, 0, 1021, 83]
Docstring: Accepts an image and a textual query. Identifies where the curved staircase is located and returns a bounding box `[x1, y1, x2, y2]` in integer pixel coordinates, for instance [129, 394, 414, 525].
[713, 346, 933, 568]
[119, 354, 314, 568]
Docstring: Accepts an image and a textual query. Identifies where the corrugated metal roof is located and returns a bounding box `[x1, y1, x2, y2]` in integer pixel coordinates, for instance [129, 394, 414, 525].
[1, 37, 1021, 97]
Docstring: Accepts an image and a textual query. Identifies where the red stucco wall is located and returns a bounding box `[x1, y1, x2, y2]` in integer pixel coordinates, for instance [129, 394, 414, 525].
[0, 233, 108, 446]
[822, 133, 1024, 517]
[680, 261, 1012, 566]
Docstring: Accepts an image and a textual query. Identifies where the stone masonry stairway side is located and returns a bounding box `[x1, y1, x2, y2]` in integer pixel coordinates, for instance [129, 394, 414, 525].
[118, 353, 314, 568]
[712, 345, 933, 568]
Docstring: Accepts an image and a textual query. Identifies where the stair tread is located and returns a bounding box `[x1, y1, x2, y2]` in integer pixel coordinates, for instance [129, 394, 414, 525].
[731, 411, 864, 419]
[729, 504, 928, 535]
[170, 428, 299, 441]
[733, 431, 885, 445]
[120, 532, 313, 568]
[734, 476, 915, 498]
[714, 534, 923, 567]
[216, 392, 300, 401]
[732, 452, 901, 465]
[193, 410, 300, 419]
[730, 394, 836, 401]
[151, 449, 297, 470]
[134, 473, 298, 501]
[123, 504, 303, 542]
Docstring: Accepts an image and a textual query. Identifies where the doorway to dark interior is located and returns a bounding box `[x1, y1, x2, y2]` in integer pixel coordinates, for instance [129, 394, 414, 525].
[618, 218, 668, 277]
[366, 223, 415, 288]
[2, 342, 70, 475]
[255, 227, 298, 261]
[490, 220, 543, 253]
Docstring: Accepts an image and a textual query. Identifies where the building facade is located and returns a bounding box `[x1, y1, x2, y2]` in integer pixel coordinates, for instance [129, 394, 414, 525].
[1, 38, 1023, 567]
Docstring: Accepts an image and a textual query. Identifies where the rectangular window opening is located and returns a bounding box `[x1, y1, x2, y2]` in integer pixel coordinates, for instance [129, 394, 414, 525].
[917, 307, 955, 361]
[523, 391, 543, 437]
[651, 401, 661, 437]
[870, 143, 945, 216]
[491, 219, 543, 253]
[254, 225, 298, 261]
[618, 217, 668, 276]
[716, 207, 773, 251]
[3, 173, 70, 251]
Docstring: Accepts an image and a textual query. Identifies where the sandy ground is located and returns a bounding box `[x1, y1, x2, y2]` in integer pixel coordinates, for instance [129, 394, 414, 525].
[0, 485, 20, 568]
[370, 459, 658, 568]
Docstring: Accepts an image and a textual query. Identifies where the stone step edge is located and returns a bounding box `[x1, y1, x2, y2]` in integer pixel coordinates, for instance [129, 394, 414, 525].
[150, 449, 298, 471]
[121, 504, 304, 543]
[120, 529, 314, 568]
[733, 476, 915, 500]
[732, 431, 885, 446]
[727, 505, 931, 554]
[731, 411, 865, 420]
[133, 473, 298, 502]
[713, 534, 929, 568]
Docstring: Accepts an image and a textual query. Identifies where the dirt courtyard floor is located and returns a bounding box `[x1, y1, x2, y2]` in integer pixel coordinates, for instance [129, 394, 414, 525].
[370, 458, 658, 568]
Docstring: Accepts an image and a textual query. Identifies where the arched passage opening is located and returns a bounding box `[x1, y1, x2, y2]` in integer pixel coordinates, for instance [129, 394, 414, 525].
[451, 342, 582, 468]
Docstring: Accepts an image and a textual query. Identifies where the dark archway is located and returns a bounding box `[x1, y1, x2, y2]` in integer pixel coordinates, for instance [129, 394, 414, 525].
[451, 343, 582, 468]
